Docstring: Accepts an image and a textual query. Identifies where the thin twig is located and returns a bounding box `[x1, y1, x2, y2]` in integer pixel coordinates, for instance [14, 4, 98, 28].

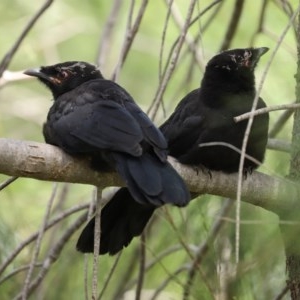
[267, 138, 291, 153]
[96, 0, 123, 68]
[111, 0, 149, 81]
[250, 0, 268, 46]
[234, 5, 300, 265]
[274, 284, 289, 300]
[219, 0, 245, 51]
[0, 263, 43, 285]
[21, 183, 58, 300]
[163, 208, 194, 259]
[13, 213, 88, 300]
[198, 142, 262, 166]
[148, 0, 222, 118]
[135, 233, 146, 300]
[98, 252, 122, 300]
[159, 0, 174, 82]
[150, 266, 188, 300]
[92, 188, 102, 300]
[0, 203, 89, 276]
[0, 176, 18, 191]
[234, 103, 300, 122]
[182, 199, 234, 300]
[269, 107, 295, 138]
[0, 0, 54, 77]
[148, 0, 197, 120]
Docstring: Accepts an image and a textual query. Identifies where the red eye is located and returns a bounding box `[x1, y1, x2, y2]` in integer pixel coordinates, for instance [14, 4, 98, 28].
[60, 70, 69, 78]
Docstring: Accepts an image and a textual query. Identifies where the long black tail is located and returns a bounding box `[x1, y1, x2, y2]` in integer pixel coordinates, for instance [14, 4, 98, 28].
[76, 188, 154, 255]
[113, 152, 189, 207]
[76, 153, 189, 255]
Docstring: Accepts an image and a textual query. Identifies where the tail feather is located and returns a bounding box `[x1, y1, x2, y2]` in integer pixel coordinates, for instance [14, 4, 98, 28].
[77, 153, 190, 255]
[113, 152, 190, 207]
[76, 188, 154, 255]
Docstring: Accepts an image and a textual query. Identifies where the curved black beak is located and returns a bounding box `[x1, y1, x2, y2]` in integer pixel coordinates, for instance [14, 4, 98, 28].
[255, 47, 269, 57]
[24, 68, 51, 82]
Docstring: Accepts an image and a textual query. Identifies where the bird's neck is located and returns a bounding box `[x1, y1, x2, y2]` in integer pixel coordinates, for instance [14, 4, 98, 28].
[200, 72, 256, 107]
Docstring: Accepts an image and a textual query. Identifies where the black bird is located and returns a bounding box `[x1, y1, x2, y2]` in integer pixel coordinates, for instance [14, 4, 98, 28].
[24, 61, 190, 255]
[81, 47, 269, 256]
[161, 47, 269, 173]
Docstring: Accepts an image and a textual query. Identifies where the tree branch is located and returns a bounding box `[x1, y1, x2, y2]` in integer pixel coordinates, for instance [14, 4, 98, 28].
[0, 138, 299, 214]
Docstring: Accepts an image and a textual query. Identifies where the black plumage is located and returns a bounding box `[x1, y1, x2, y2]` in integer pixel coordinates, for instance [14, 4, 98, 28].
[85, 47, 270, 256]
[24, 61, 190, 255]
[161, 47, 269, 173]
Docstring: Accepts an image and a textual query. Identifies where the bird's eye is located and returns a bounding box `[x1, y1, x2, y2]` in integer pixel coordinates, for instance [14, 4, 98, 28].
[59, 70, 69, 79]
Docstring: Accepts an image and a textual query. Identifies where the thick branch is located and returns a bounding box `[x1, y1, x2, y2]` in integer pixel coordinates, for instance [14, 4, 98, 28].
[0, 138, 299, 214]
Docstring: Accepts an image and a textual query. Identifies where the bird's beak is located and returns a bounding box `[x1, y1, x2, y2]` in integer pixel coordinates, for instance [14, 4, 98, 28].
[246, 47, 269, 69]
[255, 47, 269, 57]
[24, 68, 51, 82]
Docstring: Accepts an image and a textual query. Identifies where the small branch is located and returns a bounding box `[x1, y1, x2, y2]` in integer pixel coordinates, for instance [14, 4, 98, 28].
[182, 199, 234, 300]
[13, 213, 87, 299]
[269, 107, 295, 138]
[0, 0, 54, 77]
[0, 176, 18, 191]
[267, 138, 291, 153]
[21, 183, 58, 300]
[148, 0, 197, 120]
[219, 0, 245, 51]
[135, 234, 146, 300]
[234, 103, 300, 123]
[111, 0, 149, 81]
[96, 0, 123, 68]
[92, 188, 102, 300]
[0, 202, 89, 277]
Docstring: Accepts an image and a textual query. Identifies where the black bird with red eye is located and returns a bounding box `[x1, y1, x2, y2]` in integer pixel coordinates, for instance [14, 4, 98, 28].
[161, 47, 270, 173]
[24, 61, 190, 255]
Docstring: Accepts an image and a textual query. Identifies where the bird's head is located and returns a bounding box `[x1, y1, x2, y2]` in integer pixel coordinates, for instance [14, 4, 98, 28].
[24, 61, 103, 98]
[203, 47, 269, 92]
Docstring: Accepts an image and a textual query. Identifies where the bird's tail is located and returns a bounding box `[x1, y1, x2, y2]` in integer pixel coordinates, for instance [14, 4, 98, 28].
[112, 152, 190, 207]
[76, 153, 190, 255]
[76, 187, 155, 255]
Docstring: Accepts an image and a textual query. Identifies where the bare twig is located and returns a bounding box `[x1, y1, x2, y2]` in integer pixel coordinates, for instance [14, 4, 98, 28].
[92, 188, 102, 300]
[198, 142, 262, 166]
[0, 70, 31, 87]
[0, 203, 89, 276]
[267, 138, 291, 153]
[269, 107, 295, 138]
[0, 176, 18, 191]
[250, 0, 268, 46]
[234, 103, 300, 122]
[148, 0, 197, 120]
[135, 233, 146, 300]
[219, 0, 245, 51]
[14, 213, 88, 300]
[0, 263, 43, 286]
[96, 0, 123, 68]
[234, 6, 300, 264]
[98, 252, 122, 300]
[21, 183, 58, 300]
[182, 199, 234, 300]
[111, 0, 149, 81]
[150, 266, 188, 300]
[0, 0, 54, 77]
[274, 284, 289, 300]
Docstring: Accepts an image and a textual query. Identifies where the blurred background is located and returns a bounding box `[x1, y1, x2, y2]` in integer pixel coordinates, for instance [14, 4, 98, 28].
[0, 0, 298, 299]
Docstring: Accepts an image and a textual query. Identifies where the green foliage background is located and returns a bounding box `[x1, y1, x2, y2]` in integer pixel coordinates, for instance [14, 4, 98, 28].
[0, 0, 298, 299]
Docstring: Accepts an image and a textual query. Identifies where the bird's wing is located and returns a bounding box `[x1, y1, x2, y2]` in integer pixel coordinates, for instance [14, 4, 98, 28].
[68, 100, 144, 156]
[160, 89, 205, 149]
[124, 101, 168, 161]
